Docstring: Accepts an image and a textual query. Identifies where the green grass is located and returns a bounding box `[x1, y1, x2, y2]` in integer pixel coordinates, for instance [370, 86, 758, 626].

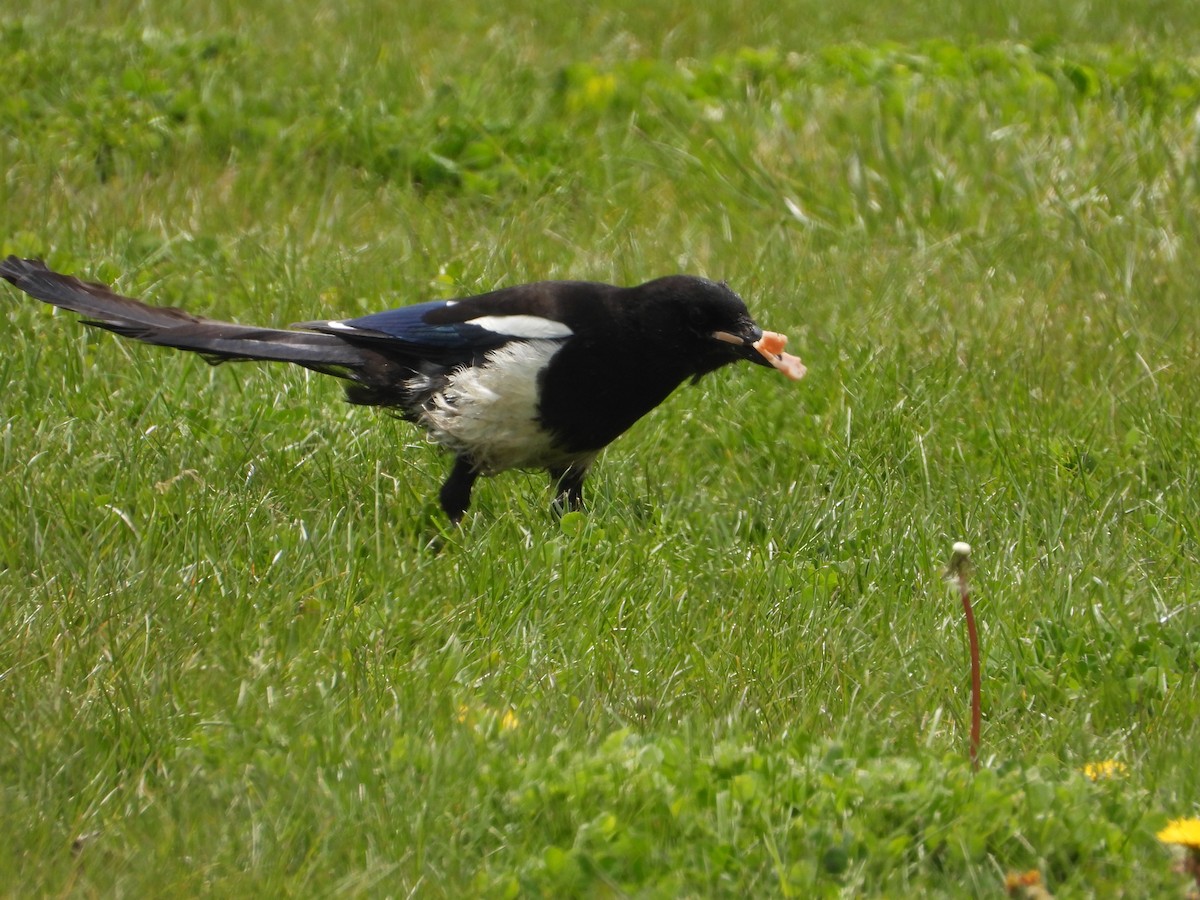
[2, 1, 1199, 895]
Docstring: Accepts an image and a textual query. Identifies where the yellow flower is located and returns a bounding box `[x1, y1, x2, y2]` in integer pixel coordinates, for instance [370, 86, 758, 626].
[457, 704, 519, 733]
[1158, 818, 1200, 849]
[583, 73, 617, 105]
[1082, 759, 1127, 780]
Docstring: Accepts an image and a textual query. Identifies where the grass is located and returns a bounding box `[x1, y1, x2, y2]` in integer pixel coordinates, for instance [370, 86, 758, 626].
[1, 0, 1198, 895]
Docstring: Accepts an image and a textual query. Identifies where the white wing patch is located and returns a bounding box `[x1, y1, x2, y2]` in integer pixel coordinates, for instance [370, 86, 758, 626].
[411, 340, 594, 475]
[465, 315, 573, 339]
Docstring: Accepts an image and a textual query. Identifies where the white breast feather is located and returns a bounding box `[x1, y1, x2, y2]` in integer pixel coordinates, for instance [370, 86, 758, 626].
[413, 340, 595, 474]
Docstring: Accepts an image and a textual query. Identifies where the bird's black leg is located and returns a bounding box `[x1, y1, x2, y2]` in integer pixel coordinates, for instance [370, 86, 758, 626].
[549, 466, 586, 515]
[439, 456, 479, 525]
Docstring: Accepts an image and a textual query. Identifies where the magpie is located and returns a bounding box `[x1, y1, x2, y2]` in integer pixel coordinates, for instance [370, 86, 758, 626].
[1, 256, 805, 523]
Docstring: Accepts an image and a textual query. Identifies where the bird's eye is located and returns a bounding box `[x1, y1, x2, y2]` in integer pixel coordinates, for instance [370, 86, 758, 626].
[685, 303, 712, 332]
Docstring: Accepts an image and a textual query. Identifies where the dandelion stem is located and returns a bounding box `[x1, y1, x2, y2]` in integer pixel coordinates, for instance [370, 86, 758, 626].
[960, 573, 981, 769]
[949, 542, 981, 770]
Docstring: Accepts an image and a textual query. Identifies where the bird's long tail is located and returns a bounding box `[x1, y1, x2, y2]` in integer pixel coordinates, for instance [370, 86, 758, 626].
[1, 256, 371, 378]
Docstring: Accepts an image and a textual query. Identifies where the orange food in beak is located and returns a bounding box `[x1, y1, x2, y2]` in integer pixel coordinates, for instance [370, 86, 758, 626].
[753, 331, 807, 381]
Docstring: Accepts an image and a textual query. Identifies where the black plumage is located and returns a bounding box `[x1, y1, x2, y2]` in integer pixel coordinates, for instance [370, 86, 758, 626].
[2, 256, 800, 522]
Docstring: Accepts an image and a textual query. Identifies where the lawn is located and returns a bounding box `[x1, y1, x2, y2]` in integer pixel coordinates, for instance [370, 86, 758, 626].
[1, 1, 1198, 895]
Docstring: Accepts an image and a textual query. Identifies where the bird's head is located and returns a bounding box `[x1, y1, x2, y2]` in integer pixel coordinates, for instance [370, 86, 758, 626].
[635, 276, 805, 381]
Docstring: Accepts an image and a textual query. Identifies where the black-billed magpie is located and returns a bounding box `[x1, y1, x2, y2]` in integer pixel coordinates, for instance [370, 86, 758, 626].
[1, 256, 805, 523]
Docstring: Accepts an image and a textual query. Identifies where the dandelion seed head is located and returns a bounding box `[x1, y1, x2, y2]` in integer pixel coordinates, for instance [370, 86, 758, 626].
[946, 541, 973, 580]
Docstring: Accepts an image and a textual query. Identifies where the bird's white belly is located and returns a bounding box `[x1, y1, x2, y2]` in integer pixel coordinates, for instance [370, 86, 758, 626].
[412, 340, 593, 474]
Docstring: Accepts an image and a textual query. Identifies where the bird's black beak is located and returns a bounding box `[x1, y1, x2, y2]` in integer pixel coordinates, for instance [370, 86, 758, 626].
[712, 326, 773, 367]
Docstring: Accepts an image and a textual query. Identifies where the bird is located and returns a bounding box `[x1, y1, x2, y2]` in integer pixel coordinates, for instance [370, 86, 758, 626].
[1, 255, 805, 523]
